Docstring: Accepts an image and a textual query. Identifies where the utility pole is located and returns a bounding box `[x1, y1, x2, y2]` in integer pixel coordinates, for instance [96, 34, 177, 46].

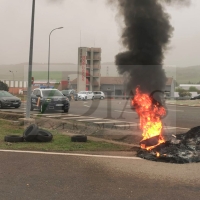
[26, 0, 35, 118]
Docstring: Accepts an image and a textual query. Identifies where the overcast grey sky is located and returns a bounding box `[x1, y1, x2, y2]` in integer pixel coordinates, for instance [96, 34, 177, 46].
[0, 0, 199, 67]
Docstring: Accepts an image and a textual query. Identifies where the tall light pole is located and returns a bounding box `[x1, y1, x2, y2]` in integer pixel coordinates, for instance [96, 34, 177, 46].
[9, 70, 15, 94]
[47, 27, 63, 88]
[26, 0, 35, 119]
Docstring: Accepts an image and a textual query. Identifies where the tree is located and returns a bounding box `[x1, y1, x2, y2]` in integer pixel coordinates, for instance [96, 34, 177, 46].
[0, 81, 9, 91]
[175, 87, 185, 93]
[179, 91, 192, 97]
[188, 86, 199, 92]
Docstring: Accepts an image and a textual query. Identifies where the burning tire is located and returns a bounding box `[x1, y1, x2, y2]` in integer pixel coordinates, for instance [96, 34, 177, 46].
[36, 129, 53, 142]
[4, 135, 24, 143]
[71, 135, 87, 142]
[23, 124, 38, 142]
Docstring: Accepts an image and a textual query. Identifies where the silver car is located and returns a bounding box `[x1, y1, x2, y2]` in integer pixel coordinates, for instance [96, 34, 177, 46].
[93, 91, 105, 100]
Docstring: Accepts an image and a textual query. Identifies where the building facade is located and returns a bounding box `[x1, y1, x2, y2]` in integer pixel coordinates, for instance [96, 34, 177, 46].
[72, 77, 175, 98]
[77, 47, 101, 91]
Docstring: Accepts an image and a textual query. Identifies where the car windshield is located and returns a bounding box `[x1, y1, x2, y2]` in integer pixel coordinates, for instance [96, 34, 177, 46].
[42, 90, 63, 97]
[0, 91, 13, 97]
[79, 91, 86, 94]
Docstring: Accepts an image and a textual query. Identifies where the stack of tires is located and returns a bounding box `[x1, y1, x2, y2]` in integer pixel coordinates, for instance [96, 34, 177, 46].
[4, 124, 53, 143]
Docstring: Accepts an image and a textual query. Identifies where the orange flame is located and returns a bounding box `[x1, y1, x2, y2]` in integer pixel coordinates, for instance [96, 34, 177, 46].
[133, 87, 166, 150]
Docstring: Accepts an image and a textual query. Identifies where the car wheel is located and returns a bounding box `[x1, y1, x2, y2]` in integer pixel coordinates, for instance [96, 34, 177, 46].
[63, 108, 69, 113]
[0, 102, 3, 109]
[84, 96, 87, 101]
[4, 135, 24, 143]
[100, 96, 104, 100]
[14, 106, 20, 109]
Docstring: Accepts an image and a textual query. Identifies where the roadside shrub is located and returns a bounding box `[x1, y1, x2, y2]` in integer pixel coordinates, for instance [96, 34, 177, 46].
[179, 91, 192, 97]
[0, 81, 9, 91]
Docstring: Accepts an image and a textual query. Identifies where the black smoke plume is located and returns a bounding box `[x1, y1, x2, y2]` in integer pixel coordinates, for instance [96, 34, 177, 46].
[109, 0, 189, 95]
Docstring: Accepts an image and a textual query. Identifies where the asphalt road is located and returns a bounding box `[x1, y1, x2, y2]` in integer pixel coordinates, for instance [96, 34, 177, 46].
[1, 99, 200, 130]
[0, 151, 200, 200]
[1, 101, 200, 199]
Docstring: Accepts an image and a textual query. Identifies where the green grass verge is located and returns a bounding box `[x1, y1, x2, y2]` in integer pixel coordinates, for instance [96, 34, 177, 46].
[0, 119, 128, 152]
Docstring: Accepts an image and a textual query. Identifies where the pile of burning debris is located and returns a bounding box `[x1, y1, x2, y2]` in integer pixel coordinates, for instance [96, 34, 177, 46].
[137, 127, 200, 164]
[133, 88, 200, 163]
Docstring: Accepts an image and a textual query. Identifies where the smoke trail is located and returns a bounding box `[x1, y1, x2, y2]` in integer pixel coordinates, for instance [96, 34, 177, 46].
[108, 0, 189, 95]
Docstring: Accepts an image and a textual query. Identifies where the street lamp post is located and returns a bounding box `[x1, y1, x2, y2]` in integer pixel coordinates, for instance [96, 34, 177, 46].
[47, 27, 63, 88]
[9, 70, 15, 94]
[26, 0, 35, 119]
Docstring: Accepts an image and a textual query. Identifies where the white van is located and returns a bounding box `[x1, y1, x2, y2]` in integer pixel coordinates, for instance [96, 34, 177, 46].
[77, 91, 94, 100]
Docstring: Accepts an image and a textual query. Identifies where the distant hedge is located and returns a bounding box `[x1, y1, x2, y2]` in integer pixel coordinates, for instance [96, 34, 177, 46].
[0, 81, 9, 91]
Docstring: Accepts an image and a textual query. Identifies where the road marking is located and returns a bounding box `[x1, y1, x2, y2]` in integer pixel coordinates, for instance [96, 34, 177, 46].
[77, 118, 103, 121]
[46, 115, 65, 118]
[93, 121, 126, 124]
[164, 126, 189, 130]
[0, 149, 141, 160]
[115, 109, 183, 113]
[114, 110, 137, 114]
[62, 116, 94, 120]
[84, 105, 90, 107]
[167, 109, 184, 112]
[114, 124, 138, 127]
[45, 114, 79, 118]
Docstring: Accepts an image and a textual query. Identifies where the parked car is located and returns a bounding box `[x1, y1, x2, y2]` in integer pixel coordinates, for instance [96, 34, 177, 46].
[93, 91, 105, 99]
[73, 92, 78, 101]
[0, 90, 21, 109]
[190, 95, 200, 100]
[77, 91, 94, 100]
[61, 90, 76, 101]
[30, 88, 70, 113]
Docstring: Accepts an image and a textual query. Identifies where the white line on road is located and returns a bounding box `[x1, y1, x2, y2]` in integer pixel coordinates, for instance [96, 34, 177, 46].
[77, 118, 103, 121]
[167, 109, 184, 112]
[114, 110, 137, 114]
[0, 149, 141, 160]
[164, 126, 189, 130]
[84, 105, 90, 107]
[114, 124, 138, 127]
[45, 115, 65, 118]
[93, 121, 127, 124]
[62, 116, 94, 120]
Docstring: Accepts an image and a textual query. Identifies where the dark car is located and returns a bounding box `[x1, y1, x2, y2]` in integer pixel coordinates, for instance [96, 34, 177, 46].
[30, 88, 70, 113]
[191, 95, 200, 100]
[0, 90, 21, 109]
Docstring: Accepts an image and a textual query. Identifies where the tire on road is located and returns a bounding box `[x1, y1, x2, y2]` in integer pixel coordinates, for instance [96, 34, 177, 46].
[4, 135, 24, 143]
[71, 135, 87, 142]
[36, 129, 53, 142]
[23, 124, 38, 142]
